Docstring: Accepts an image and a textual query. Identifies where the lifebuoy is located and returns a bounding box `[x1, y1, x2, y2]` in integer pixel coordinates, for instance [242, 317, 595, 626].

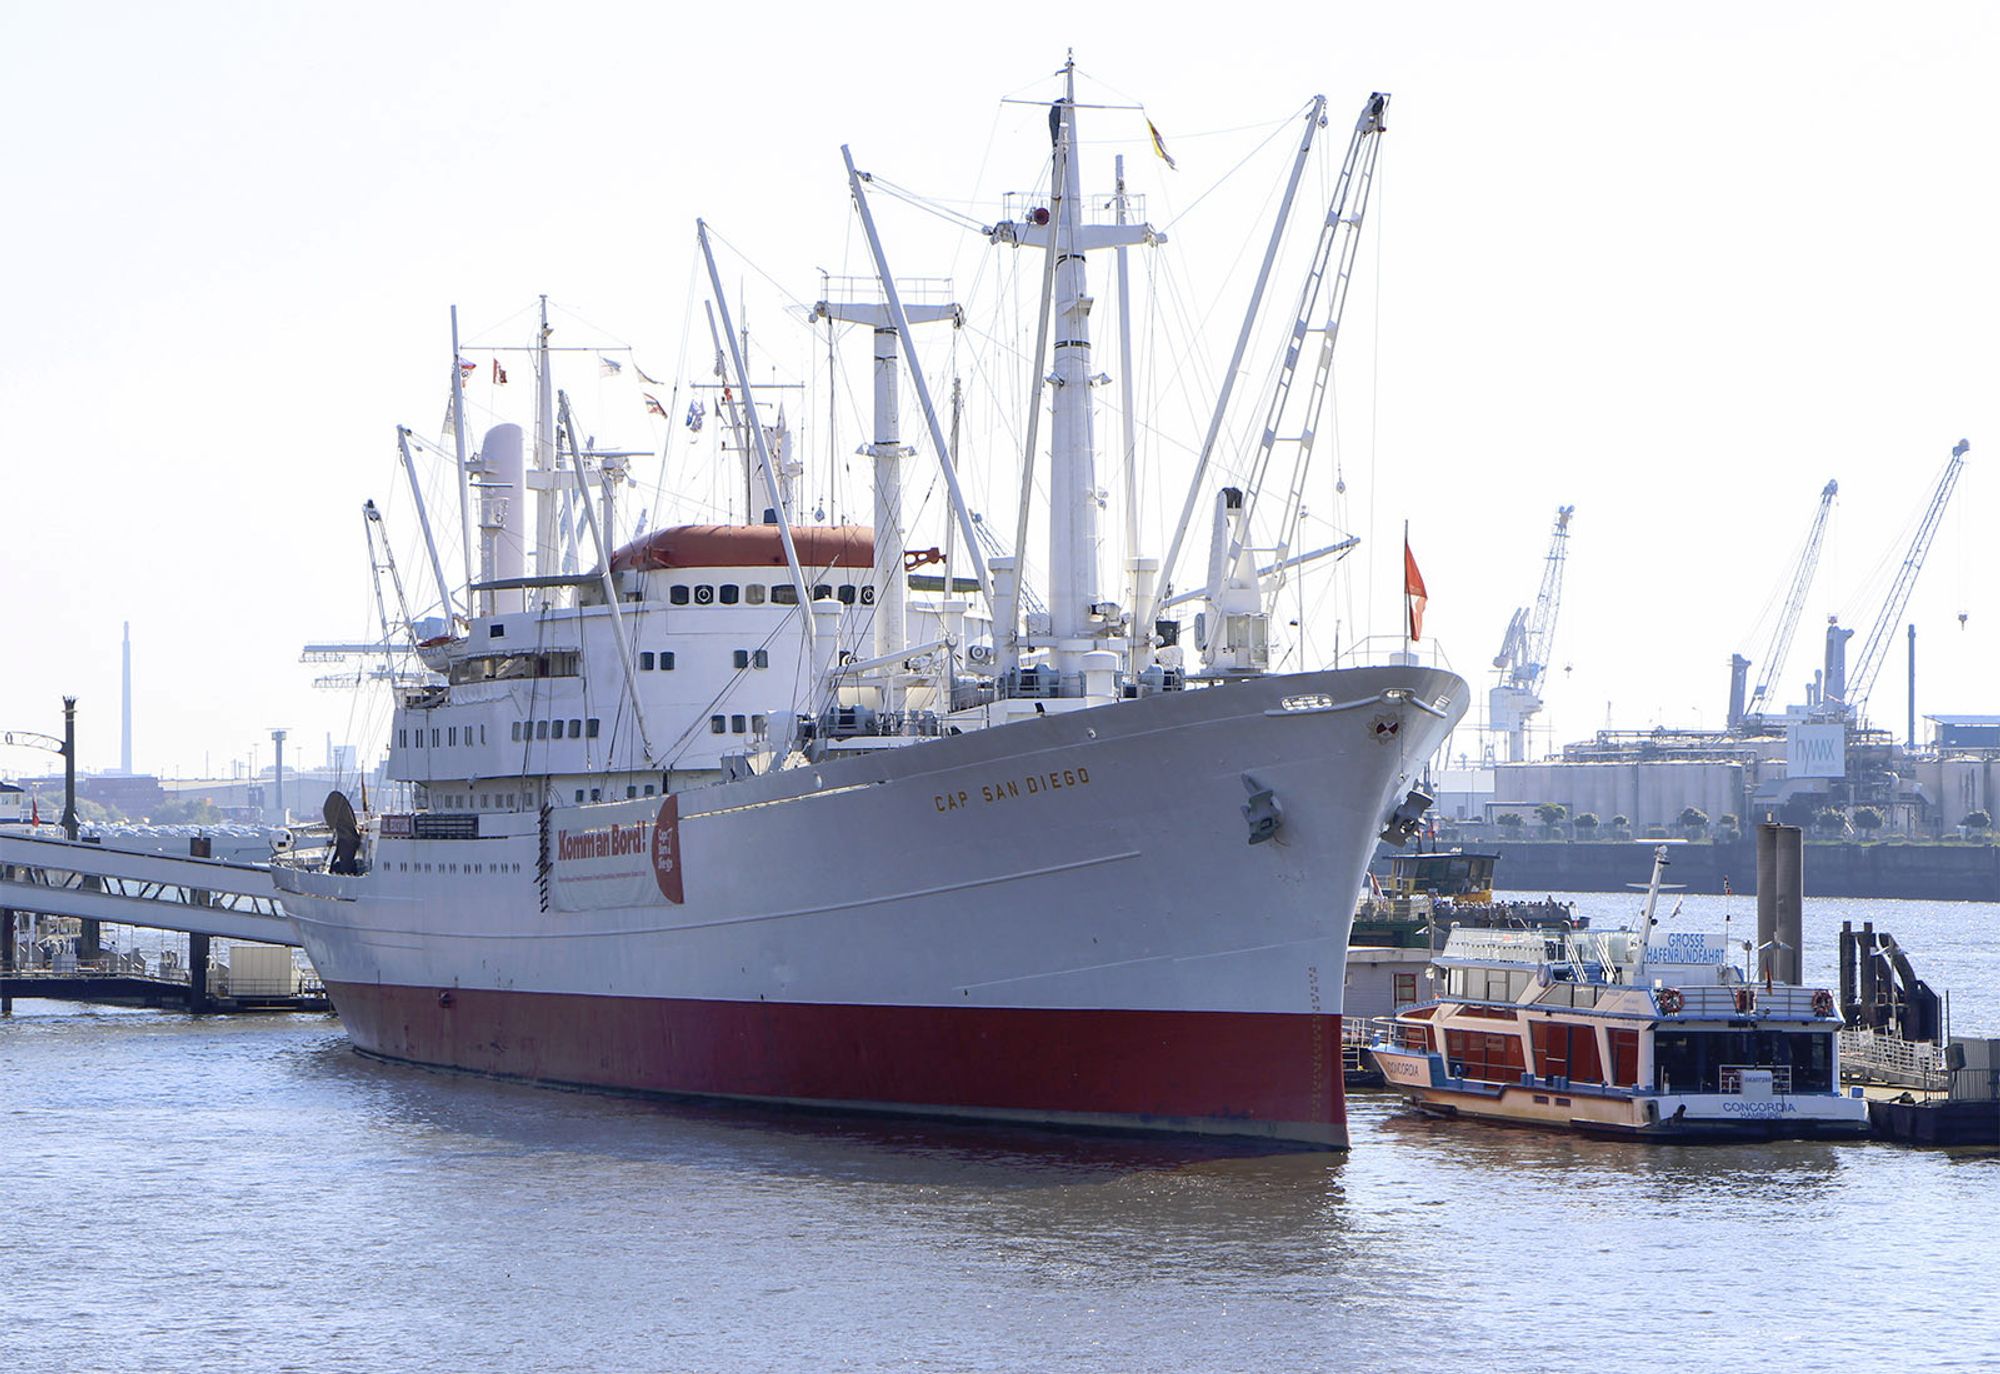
[1812, 988, 1836, 1018]
[1657, 987, 1683, 1015]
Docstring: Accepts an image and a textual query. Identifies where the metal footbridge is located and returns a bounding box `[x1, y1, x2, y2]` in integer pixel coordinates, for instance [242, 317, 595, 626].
[0, 832, 299, 946]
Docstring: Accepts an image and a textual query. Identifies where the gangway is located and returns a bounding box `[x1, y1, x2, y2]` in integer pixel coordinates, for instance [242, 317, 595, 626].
[0, 832, 299, 947]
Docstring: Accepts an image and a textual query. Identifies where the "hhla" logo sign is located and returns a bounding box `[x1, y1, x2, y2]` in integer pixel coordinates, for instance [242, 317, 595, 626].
[651, 794, 685, 903]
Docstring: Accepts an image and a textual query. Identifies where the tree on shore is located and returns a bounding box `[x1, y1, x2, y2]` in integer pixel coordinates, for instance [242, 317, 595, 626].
[1611, 814, 1632, 840]
[1962, 809, 1991, 840]
[1534, 802, 1568, 839]
[1497, 812, 1525, 836]
[1812, 808, 1847, 837]
[1853, 806, 1885, 837]
[1574, 812, 1600, 838]
[1678, 806, 1709, 839]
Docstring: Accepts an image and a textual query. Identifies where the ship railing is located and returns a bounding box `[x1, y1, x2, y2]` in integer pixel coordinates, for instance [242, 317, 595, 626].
[1838, 1027, 1947, 1091]
[1654, 985, 1828, 1019]
[1717, 1065, 1794, 1095]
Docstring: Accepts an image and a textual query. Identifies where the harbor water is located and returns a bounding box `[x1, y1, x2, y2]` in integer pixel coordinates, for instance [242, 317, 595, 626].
[4, 893, 1997, 1372]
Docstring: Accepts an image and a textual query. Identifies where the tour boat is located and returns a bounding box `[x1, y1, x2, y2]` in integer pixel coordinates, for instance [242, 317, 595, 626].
[1368, 848, 1870, 1138]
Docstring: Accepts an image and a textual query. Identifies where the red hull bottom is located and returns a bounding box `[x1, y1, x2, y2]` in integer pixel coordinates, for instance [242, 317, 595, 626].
[325, 982, 1349, 1148]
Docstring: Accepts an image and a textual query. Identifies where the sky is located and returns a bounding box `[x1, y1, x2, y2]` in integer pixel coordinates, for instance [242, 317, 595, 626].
[3, 1, 1996, 784]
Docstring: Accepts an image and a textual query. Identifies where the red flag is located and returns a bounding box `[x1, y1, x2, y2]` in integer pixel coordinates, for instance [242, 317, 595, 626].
[642, 392, 668, 419]
[1404, 536, 1428, 642]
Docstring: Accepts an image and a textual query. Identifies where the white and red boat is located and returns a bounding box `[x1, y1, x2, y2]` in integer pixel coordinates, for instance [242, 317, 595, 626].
[1368, 848, 1870, 1139]
[275, 68, 1463, 1147]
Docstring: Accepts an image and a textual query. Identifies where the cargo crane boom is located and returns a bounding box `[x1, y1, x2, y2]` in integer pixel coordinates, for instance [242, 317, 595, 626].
[1488, 505, 1575, 762]
[1840, 439, 1969, 718]
[1739, 479, 1838, 722]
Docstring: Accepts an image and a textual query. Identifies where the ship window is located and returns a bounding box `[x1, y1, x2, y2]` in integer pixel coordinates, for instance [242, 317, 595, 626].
[813, 584, 832, 601]
[670, 585, 690, 606]
[641, 651, 655, 670]
[536, 720, 549, 740]
[694, 584, 715, 605]
[449, 726, 458, 746]
[569, 718, 581, 738]
[575, 789, 584, 803]
[720, 584, 740, 605]
[745, 584, 765, 606]
[753, 649, 769, 669]
[752, 713, 767, 735]
[627, 786, 637, 799]
[399, 728, 407, 748]
[838, 584, 856, 605]
[590, 789, 601, 802]
[550, 719, 564, 739]
[771, 584, 797, 605]
[586, 718, 600, 738]
[479, 725, 486, 744]
[731, 714, 747, 734]
[733, 649, 750, 670]
[644, 784, 656, 797]
[490, 623, 505, 638]
[431, 729, 439, 747]
[660, 652, 675, 670]
[710, 715, 725, 734]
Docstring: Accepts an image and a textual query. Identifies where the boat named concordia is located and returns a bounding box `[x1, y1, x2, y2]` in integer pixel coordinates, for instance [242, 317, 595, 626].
[274, 66, 1464, 1148]
[1368, 848, 1869, 1139]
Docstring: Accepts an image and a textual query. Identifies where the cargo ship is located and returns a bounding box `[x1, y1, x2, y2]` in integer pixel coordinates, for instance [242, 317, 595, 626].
[274, 67, 1465, 1147]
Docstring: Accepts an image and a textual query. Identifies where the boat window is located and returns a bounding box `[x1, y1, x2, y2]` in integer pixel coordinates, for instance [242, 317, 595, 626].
[733, 650, 750, 670]
[660, 652, 675, 670]
[720, 584, 740, 605]
[1652, 1029, 1834, 1095]
[838, 584, 857, 605]
[771, 584, 798, 606]
[627, 786, 637, 799]
[590, 788, 601, 802]
[694, 584, 715, 605]
[551, 720, 565, 740]
[446, 727, 456, 746]
[753, 649, 769, 669]
[575, 789, 585, 803]
[813, 584, 832, 601]
[537, 720, 549, 740]
[643, 784, 655, 796]
[731, 714, 747, 734]
[745, 585, 766, 606]
[431, 730, 440, 748]
[399, 728, 408, 748]
[1608, 1029, 1641, 1087]
[710, 715, 725, 734]
[752, 713, 767, 735]
[641, 651, 655, 670]
[670, 585, 690, 606]
[586, 719, 600, 738]
[569, 719, 581, 738]
[479, 725, 486, 745]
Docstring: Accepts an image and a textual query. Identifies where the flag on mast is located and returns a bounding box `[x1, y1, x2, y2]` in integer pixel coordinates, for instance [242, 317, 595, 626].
[492, 359, 508, 385]
[643, 392, 668, 419]
[633, 362, 663, 386]
[599, 355, 624, 377]
[1404, 534, 1428, 642]
[1145, 117, 1177, 171]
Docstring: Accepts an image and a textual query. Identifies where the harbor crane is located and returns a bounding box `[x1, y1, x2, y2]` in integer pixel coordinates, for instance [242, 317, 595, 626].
[1826, 438, 1970, 720]
[1729, 478, 1837, 731]
[1488, 505, 1575, 763]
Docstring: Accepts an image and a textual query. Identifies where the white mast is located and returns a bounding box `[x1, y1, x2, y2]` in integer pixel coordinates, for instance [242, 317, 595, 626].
[1112, 153, 1155, 671]
[698, 220, 817, 659]
[812, 292, 960, 714]
[984, 60, 1159, 691]
[396, 426, 455, 627]
[448, 305, 474, 624]
[842, 145, 994, 618]
[532, 295, 558, 600]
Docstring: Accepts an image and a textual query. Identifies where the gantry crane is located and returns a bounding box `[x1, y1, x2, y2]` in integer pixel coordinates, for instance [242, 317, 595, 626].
[1730, 478, 1837, 730]
[1489, 505, 1575, 763]
[1829, 439, 1969, 720]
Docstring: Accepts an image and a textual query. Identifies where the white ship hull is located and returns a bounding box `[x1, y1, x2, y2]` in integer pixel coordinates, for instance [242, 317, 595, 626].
[276, 665, 1464, 1146]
